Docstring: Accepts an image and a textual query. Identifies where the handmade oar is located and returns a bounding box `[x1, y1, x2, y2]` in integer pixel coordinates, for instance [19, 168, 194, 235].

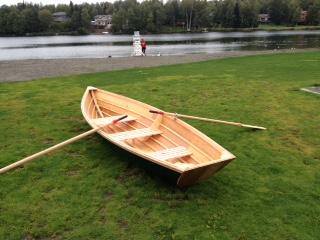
[149, 110, 266, 130]
[0, 115, 128, 174]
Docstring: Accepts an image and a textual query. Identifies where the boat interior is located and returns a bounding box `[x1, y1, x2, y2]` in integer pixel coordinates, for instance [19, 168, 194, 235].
[82, 88, 227, 172]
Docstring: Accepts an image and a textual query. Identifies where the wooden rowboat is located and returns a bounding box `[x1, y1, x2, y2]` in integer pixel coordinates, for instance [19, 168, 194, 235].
[81, 86, 236, 187]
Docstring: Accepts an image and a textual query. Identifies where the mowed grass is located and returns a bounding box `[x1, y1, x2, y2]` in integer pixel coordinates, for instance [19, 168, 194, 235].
[0, 52, 319, 239]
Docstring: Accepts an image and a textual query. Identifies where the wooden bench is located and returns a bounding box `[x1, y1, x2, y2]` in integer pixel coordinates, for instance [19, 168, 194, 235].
[108, 128, 162, 141]
[148, 146, 192, 161]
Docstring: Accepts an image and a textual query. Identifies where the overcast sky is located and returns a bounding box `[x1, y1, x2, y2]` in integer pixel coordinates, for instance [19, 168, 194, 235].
[0, 0, 111, 5]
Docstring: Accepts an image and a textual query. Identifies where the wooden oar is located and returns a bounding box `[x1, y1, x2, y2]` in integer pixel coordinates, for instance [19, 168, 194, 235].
[149, 110, 266, 130]
[0, 115, 128, 174]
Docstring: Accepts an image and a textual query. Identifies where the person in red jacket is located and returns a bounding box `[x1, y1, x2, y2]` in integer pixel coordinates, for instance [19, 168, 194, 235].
[141, 39, 147, 56]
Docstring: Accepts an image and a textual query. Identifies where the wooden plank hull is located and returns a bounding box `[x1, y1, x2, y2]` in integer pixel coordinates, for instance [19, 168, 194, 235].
[177, 159, 233, 187]
[81, 86, 236, 187]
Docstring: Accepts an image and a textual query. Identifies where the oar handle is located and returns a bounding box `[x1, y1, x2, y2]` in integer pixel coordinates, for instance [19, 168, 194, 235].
[0, 115, 128, 174]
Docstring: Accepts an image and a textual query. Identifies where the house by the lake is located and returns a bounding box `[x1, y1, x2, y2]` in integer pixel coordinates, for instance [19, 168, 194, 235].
[299, 10, 308, 24]
[258, 14, 270, 23]
[92, 15, 112, 29]
[176, 19, 186, 27]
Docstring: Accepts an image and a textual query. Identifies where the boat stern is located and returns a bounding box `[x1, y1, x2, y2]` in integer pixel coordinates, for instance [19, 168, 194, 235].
[176, 151, 236, 188]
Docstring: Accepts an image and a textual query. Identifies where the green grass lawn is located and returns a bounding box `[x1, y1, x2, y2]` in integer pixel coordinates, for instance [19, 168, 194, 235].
[0, 52, 319, 239]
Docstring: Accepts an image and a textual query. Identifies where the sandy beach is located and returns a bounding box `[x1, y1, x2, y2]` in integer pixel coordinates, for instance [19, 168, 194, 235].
[0, 49, 317, 82]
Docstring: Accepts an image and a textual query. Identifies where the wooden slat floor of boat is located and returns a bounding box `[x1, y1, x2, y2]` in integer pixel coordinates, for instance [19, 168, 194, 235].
[98, 112, 172, 154]
[97, 106, 202, 164]
[96, 100, 212, 163]
[108, 128, 162, 141]
[148, 146, 192, 161]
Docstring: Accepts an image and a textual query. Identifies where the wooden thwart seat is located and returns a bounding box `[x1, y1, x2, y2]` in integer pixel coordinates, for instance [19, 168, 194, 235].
[92, 115, 136, 126]
[148, 146, 192, 161]
[108, 128, 162, 141]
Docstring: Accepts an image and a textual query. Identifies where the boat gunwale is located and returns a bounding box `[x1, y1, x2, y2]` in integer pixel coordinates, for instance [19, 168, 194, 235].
[95, 87, 233, 157]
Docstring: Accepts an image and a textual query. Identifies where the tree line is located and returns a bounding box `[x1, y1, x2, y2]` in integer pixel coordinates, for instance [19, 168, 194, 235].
[0, 2, 109, 35]
[0, 0, 320, 36]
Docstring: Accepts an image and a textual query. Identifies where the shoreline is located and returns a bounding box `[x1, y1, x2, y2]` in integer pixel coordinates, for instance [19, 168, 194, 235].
[1, 26, 320, 37]
[0, 49, 318, 83]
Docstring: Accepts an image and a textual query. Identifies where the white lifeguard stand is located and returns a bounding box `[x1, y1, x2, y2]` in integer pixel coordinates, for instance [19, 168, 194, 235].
[132, 31, 143, 56]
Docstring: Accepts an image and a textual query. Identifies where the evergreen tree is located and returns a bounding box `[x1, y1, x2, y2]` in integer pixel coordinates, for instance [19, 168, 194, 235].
[70, 5, 81, 31]
[0, 0, 318, 35]
[193, 0, 211, 28]
[8, 8, 25, 35]
[219, 0, 236, 28]
[22, 7, 40, 33]
[69, 1, 74, 17]
[270, 0, 301, 25]
[38, 9, 52, 31]
[307, 0, 320, 24]
[165, 0, 181, 27]
[233, 0, 241, 28]
[80, 7, 90, 29]
[241, 0, 259, 28]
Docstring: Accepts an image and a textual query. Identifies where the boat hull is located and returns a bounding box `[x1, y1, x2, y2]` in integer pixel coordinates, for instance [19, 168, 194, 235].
[81, 86, 235, 187]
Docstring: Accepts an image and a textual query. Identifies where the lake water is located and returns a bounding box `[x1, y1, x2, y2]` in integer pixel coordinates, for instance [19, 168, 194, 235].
[0, 30, 319, 61]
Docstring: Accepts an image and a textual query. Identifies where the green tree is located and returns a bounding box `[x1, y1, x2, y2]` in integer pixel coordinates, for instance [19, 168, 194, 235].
[218, 0, 236, 28]
[212, 0, 220, 26]
[126, 0, 143, 32]
[148, 0, 166, 32]
[270, 0, 285, 24]
[22, 7, 40, 33]
[43, 4, 56, 13]
[258, 0, 271, 13]
[203, 1, 218, 27]
[112, 0, 127, 32]
[38, 9, 52, 31]
[103, 2, 113, 14]
[181, 0, 195, 30]
[233, 0, 241, 28]
[9, 7, 25, 35]
[112, 0, 138, 33]
[299, 0, 314, 10]
[111, 8, 127, 32]
[165, 0, 181, 27]
[193, 0, 211, 28]
[56, 4, 69, 12]
[240, 0, 259, 27]
[80, 7, 90, 29]
[288, 0, 301, 24]
[70, 5, 81, 31]
[270, 0, 301, 25]
[0, 0, 317, 35]
[307, 0, 320, 24]
[68, 1, 74, 17]
[0, 6, 11, 34]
